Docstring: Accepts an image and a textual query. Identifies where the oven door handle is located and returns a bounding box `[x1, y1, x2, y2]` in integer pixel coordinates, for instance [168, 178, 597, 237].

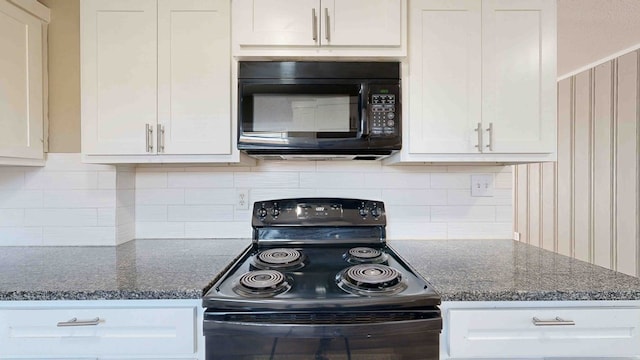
[204, 316, 441, 338]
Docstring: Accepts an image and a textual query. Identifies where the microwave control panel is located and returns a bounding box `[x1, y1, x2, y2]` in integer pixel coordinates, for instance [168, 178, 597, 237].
[370, 94, 397, 136]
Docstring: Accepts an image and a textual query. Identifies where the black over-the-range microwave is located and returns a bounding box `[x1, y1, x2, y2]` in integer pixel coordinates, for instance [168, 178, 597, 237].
[237, 61, 401, 160]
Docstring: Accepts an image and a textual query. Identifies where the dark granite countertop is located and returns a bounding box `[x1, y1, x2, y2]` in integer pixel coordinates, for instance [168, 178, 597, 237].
[1, 239, 640, 302]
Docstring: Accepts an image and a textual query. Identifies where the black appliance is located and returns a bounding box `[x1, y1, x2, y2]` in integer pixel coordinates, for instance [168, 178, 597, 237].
[203, 198, 441, 360]
[237, 62, 401, 160]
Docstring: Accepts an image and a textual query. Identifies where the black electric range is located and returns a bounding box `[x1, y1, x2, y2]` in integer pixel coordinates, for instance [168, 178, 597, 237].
[203, 198, 441, 360]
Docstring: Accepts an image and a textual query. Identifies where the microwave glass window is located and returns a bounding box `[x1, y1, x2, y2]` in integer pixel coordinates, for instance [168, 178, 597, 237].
[252, 94, 358, 133]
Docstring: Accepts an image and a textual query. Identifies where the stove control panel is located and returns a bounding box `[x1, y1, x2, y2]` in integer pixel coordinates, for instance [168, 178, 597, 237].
[252, 198, 386, 227]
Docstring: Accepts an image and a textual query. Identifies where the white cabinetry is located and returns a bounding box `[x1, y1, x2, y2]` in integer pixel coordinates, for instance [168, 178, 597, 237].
[442, 301, 640, 359]
[232, 0, 406, 57]
[0, 299, 203, 360]
[0, 0, 49, 166]
[390, 0, 556, 164]
[81, 0, 240, 164]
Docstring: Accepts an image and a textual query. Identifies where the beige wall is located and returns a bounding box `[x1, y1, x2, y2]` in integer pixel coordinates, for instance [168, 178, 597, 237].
[515, 50, 640, 276]
[40, 0, 80, 153]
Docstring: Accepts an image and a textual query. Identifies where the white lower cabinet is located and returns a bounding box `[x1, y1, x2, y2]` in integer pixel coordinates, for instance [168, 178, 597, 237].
[0, 300, 203, 360]
[441, 301, 640, 359]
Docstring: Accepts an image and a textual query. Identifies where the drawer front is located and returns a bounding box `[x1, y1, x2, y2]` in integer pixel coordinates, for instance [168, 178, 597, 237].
[0, 307, 196, 357]
[448, 307, 640, 358]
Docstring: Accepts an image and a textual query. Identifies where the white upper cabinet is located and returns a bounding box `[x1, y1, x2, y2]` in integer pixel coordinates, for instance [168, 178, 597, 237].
[232, 0, 405, 57]
[0, 0, 48, 166]
[394, 0, 557, 164]
[81, 0, 235, 162]
[482, 0, 556, 154]
[81, 0, 157, 155]
[158, 0, 231, 155]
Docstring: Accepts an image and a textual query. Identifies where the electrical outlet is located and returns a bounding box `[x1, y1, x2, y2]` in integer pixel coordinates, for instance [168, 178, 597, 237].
[471, 174, 494, 197]
[514, 232, 520, 241]
[236, 189, 249, 210]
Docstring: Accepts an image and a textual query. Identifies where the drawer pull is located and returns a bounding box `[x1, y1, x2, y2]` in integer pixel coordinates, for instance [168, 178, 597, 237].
[532, 316, 575, 326]
[57, 317, 101, 327]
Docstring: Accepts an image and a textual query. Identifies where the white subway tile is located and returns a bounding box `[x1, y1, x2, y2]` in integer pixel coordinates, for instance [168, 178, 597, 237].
[252, 160, 316, 172]
[495, 172, 513, 189]
[25, 209, 97, 227]
[447, 222, 512, 239]
[98, 171, 117, 189]
[235, 172, 299, 188]
[43, 153, 115, 171]
[385, 205, 429, 222]
[184, 221, 251, 239]
[187, 165, 252, 172]
[98, 208, 117, 226]
[431, 206, 496, 222]
[0, 171, 25, 189]
[446, 165, 507, 173]
[363, 173, 429, 189]
[43, 227, 116, 246]
[117, 189, 135, 207]
[0, 209, 25, 226]
[249, 189, 313, 203]
[496, 206, 513, 222]
[26, 172, 99, 190]
[382, 165, 448, 173]
[136, 222, 185, 238]
[117, 205, 135, 226]
[167, 205, 234, 222]
[185, 189, 236, 205]
[316, 161, 381, 173]
[386, 222, 447, 240]
[168, 172, 234, 188]
[135, 172, 168, 189]
[314, 188, 382, 200]
[136, 189, 184, 205]
[116, 220, 136, 244]
[116, 169, 136, 189]
[43, 190, 116, 208]
[0, 227, 43, 246]
[136, 205, 168, 221]
[430, 174, 471, 189]
[382, 189, 447, 205]
[137, 164, 186, 172]
[299, 172, 362, 189]
[447, 189, 512, 206]
[0, 190, 42, 208]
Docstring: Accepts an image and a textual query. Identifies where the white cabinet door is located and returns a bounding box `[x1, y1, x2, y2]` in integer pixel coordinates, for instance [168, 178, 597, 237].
[81, 0, 157, 155]
[323, 0, 401, 47]
[233, 0, 320, 47]
[482, 0, 556, 153]
[158, 0, 231, 155]
[408, 0, 480, 154]
[0, 0, 44, 160]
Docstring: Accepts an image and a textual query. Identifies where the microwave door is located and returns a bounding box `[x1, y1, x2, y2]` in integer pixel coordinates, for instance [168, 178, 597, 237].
[239, 83, 364, 142]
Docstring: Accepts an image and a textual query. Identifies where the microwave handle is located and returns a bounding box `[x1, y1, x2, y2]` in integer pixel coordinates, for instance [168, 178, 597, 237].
[361, 84, 370, 138]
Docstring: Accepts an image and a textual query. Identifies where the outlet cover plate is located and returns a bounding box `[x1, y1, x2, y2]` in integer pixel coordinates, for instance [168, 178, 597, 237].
[471, 174, 494, 197]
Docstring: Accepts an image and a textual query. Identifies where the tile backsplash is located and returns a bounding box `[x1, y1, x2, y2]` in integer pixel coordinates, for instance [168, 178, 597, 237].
[0, 154, 513, 246]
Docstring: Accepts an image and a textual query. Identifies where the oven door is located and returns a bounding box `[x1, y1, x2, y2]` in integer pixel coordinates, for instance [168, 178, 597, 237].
[203, 310, 441, 360]
[238, 82, 365, 151]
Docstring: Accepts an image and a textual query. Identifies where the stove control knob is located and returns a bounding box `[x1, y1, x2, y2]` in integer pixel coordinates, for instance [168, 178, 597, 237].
[270, 207, 280, 217]
[358, 207, 368, 217]
[257, 207, 267, 218]
[370, 207, 380, 218]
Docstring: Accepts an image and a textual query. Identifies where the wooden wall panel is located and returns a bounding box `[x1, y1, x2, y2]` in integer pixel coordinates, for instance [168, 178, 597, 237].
[593, 61, 614, 269]
[573, 71, 592, 262]
[515, 49, 640, 277]
[615, 51, 638, 276]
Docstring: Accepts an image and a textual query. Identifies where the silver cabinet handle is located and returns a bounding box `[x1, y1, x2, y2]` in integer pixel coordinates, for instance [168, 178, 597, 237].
[324, 8, 330, 41]
[57, 317, 101, 327]
[474, 122, 483, 153]
[485, 122, 493, 151]
[532, 316, 575, 326]
[312, 8, 318, 41]
[146, 123, 153, 152]
[157, 124, 165, 153]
